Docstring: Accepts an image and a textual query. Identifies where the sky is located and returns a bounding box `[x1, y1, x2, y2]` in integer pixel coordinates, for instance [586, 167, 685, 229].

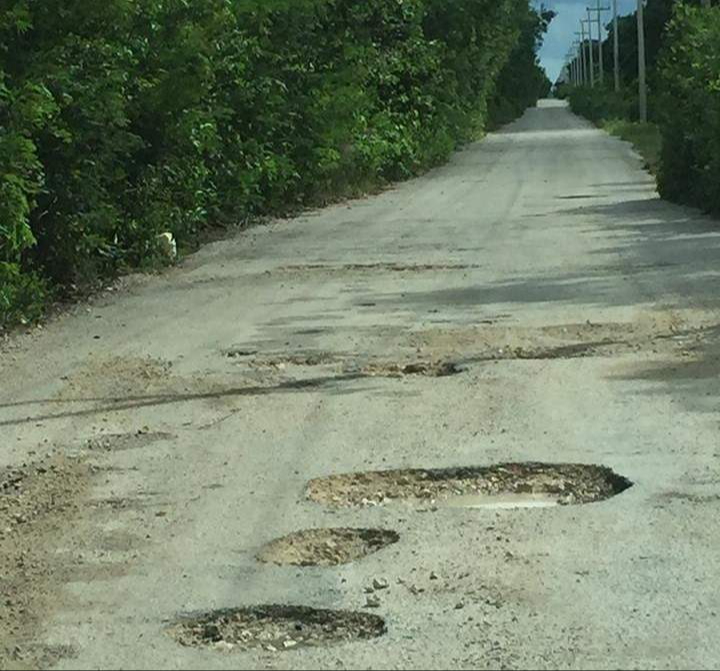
[535, 0, 639, 83]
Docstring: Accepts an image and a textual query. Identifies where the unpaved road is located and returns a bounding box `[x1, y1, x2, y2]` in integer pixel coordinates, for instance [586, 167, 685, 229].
[2, 100, 720, 670]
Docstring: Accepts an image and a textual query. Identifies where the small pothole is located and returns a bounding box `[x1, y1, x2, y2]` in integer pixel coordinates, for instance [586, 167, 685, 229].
[474, 342, 613, 361]
[170, 605, 386, 652]
[84, 431, 174, 452]
[257, 528, 399, 567]
[307, 463, 632, 508]
[361, 361, 462, 378]
[229, 351, 342, 368]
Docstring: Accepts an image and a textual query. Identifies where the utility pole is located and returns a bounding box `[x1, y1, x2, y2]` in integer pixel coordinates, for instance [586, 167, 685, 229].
[580, 19, 595, 88]
[564, 52, 572, 86]
[637, 0, 647, 121]
[568, 45, 577, 86]
[574, 55, 579, 86]
[583, 15, 595, 88]
[574, 33, 585, 86]
[589, 2, 610, 86]
[613, 0, 620, 92]
[566, 49, 576, 86]
[577, 49, 582, 86]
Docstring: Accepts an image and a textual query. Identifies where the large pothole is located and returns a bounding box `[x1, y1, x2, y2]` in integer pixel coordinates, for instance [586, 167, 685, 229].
[408, 314, 714, 363]
[170, 605, 386, 652]
[257, 528, 399, 567]
[307, 463, 632, 508]
[224, 349, 463, 378]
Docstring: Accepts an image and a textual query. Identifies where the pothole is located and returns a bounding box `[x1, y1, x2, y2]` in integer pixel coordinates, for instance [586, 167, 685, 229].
[409, 314, 715, 362]
[257, 528, 399, 567]
[170, 605, 386, 652]
[307, 463, 632, 508]
[229, 351, 343, 369]
[224, 348, 258, 358]
[472, 341, 616, 361]
[84, 431, 174, 451]
[224, 349, 463, 379]
[360, 361, 462, 378]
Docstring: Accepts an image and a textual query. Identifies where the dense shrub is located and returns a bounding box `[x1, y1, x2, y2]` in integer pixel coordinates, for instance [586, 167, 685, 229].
[490, 4, 554, 126]
[657, 4, 720, 213]
[568, 85, 638, 124]
[0, 0, 549, 326]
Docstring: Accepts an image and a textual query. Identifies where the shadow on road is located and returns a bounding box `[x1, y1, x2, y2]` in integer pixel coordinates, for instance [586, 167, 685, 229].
[0, 373, 371, 427]
[370, 196, 720, 412]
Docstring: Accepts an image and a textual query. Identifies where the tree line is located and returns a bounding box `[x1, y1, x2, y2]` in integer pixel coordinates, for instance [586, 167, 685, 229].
[0, 0, 552, 327]
[560, 1, 720, 214]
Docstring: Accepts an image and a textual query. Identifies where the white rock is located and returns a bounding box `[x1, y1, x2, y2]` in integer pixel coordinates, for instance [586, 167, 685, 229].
[157, 232, 177, 260]
[213, 641, 235, 652]
[373, 578, 389, 591]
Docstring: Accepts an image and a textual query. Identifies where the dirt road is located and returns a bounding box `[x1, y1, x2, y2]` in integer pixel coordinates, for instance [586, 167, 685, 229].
[2, 100, 720, 670]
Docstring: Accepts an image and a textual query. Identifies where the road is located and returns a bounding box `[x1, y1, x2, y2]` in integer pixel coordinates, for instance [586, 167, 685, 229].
[1, 100, 720, 670]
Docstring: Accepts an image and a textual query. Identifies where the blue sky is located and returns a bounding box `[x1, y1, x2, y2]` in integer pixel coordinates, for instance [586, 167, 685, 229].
[535, 1, 639, 82]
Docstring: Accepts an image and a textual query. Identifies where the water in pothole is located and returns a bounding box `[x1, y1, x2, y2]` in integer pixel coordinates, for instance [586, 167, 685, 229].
[440, 492, 560, 509]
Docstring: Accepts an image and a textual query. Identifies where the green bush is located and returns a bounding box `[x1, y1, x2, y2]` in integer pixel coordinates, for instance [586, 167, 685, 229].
[657, 3, 720, 213]
[0, 0, 549, 327]
[568, 85, 637, 124]
[602, 119, 662, 175]
[490, 4, 554, 126]
[0, 263, 46, 327]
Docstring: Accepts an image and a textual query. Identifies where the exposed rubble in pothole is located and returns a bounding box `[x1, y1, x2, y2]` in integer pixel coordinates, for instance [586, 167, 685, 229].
[257, 528, 399, 567]
[407, 314, 715, 362]
[240, 352, 343, 369]
[225, 348, 463, 379]
[58, 355, 174, 399]
[0, 455, 92, 669]
[307, 462, 633, 508]
[277, 262, 480, 274]
[222, 315, 716, 387]
[359, 361, 462, 378]
[170, 605, 386, 652]
[84, 430, 174, 452]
